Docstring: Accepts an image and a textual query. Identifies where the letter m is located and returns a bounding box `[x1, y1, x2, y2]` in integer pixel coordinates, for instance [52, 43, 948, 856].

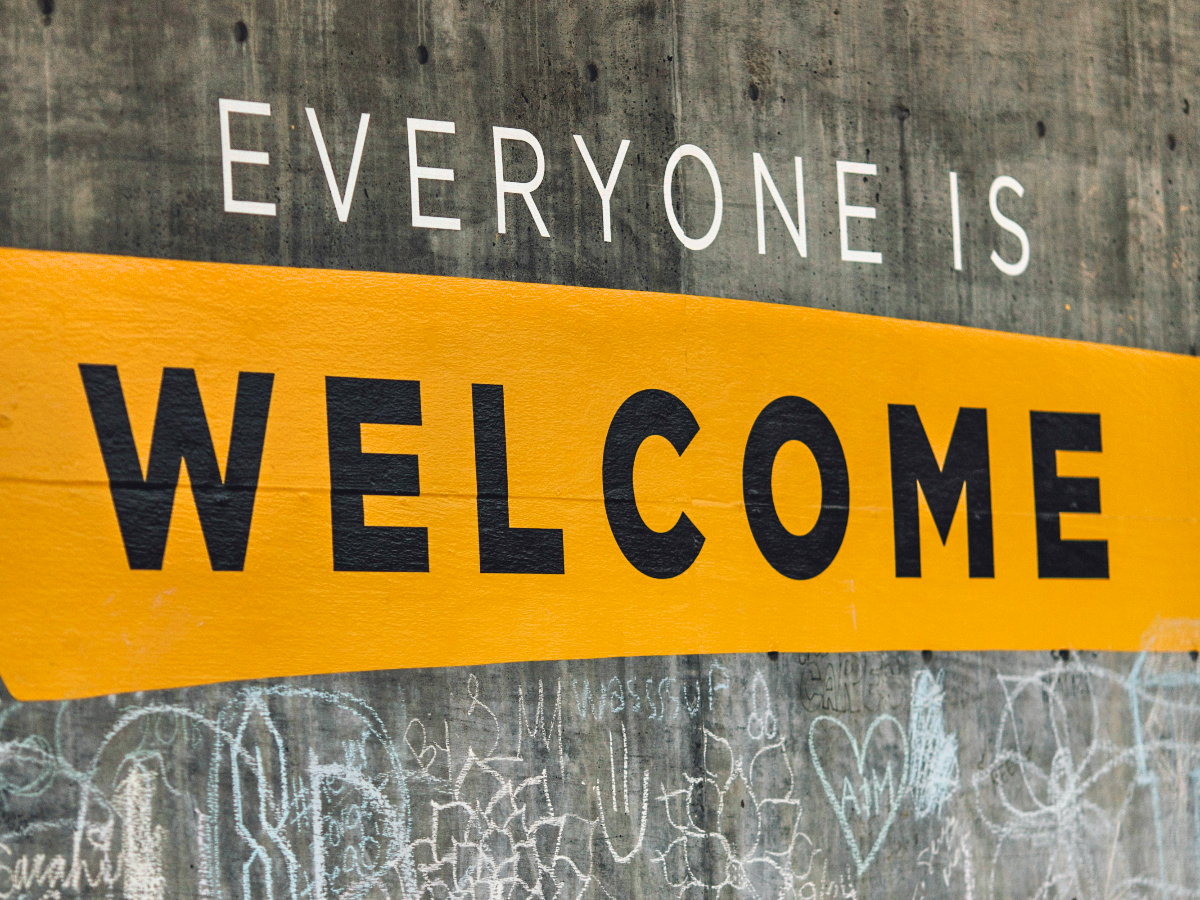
[79, 365, 274, 570]
[888, 405, 993, 578]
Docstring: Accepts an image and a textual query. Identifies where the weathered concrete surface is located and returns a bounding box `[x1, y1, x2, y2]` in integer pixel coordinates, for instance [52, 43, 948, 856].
[2, 0, 1199, 352]
[3, 2, 1200, 900]
[0, 652, 1198, 900]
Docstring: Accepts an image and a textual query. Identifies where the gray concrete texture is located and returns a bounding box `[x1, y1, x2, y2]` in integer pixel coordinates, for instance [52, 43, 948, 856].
[3, 1, 1200, 900]
[2, 0, 1200, 351]
[0, 652, 1198, 900]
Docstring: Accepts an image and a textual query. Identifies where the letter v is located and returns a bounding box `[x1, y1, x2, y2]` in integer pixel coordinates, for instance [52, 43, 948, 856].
[306, 108, 370, 222]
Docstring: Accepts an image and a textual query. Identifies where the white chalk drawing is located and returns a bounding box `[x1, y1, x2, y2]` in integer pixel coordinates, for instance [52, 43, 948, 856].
[972, 652, 1200, 900]
[912, 814, 975, 900]
[906, 671, 959, 820]
[809, 713, 908, 877]
[112, 768, 165, 900]
[569, 663, 731, 724]
[652, 713, 806, 899]
[808, 670, 958, 876]
[0, 653, 1195, 900]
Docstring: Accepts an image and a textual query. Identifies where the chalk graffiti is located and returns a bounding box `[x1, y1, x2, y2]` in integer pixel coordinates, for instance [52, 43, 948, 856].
[906, 672, 959, 820]
[0, 652, 1193, 900]
[808, 671, 958, 876]
[972, 652, 1200, 900]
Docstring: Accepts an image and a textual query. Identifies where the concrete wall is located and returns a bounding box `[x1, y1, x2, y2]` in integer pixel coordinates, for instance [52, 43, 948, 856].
[2, 1, 1200, 899]
[0, 652, 1198, 900]
[3, 0, 1200, 351]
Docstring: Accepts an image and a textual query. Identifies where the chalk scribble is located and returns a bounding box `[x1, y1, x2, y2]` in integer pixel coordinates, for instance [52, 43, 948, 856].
[0, 652, 1193, 900]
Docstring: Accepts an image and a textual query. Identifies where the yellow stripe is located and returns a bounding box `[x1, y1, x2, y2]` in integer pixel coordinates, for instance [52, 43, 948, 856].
[1, 248, 1197, 700]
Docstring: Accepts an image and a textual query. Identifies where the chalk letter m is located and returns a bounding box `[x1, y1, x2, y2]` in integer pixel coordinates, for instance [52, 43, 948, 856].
[80, 365, 274, 570]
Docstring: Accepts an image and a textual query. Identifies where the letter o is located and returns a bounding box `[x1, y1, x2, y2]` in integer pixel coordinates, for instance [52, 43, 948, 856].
[663, 144, 724, 251]
[742, 396, 850, 579]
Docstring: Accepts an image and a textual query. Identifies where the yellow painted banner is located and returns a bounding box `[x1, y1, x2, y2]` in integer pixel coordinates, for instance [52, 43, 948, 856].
[1, 248, 1198, 700]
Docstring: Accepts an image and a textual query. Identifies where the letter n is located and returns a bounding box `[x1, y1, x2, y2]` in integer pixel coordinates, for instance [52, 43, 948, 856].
[888, 405, 993, 578]
[79, 365, 274, 570]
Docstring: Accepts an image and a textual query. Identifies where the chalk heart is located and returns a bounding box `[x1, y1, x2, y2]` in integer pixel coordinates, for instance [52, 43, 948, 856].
[808, 714, 909, 877]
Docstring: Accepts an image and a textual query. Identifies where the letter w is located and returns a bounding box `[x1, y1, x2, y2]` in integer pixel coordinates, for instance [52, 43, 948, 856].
[888, 405, 993, 578]
[79, 365, 274, 570]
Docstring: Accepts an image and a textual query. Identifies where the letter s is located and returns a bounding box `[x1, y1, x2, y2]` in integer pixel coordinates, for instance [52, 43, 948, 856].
[989, 175, 1030, 276]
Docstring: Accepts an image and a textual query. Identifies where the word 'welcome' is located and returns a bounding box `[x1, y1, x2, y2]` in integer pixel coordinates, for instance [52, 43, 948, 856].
[79, 365, 1105, 581]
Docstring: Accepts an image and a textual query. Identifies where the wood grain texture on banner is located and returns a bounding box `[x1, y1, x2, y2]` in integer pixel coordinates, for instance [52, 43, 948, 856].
[1, 248, 1198, 700]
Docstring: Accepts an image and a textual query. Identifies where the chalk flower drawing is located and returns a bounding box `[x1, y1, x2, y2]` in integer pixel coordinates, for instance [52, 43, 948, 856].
[654, 701, 805, 899]
[972, 654, 1200, 900]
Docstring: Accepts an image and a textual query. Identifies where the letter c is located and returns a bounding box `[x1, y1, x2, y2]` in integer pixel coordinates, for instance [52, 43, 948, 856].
[602, 389, 705, 578]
